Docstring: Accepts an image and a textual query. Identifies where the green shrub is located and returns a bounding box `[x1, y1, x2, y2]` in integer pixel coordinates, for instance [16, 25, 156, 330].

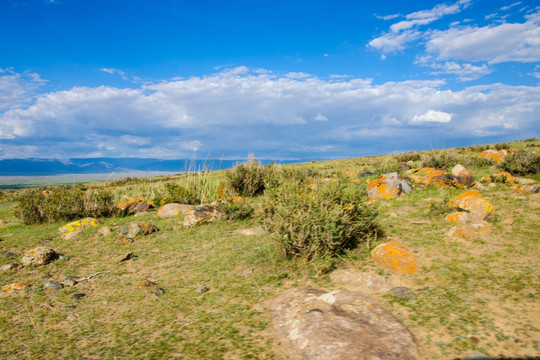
[15, 187, 116, 225]
[220, 199, 254, 220]
[163, 183, 200, 205]
[419, 151, 457, 170]
[494, 142, 510, 150]
[395, 152, 421, 162]
[224, 156, 277, 197]
[263, 180, 381, 261]
[500, 152, 540, 175]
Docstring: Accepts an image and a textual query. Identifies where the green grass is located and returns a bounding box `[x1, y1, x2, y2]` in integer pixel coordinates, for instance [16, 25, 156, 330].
[0, 138, 539, 359]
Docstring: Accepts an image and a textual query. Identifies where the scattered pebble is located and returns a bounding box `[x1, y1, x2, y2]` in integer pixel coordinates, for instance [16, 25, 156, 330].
[40, 238, 53, 244]
[58, 255, 70, 261]
[42, 273, 52, 279]
[154, 288, 165, 297]
[42, 281, 63, 291]
[390, 287, 414, 300]
[196, 285, 210, 293]
[71, 293, 87, 300]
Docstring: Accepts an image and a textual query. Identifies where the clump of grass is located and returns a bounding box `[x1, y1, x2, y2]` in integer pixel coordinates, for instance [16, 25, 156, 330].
[15, 187, 116, 224]
[224, 154, 277, 197]
[220, 199, 254, 220]
[153, 182, 201, 206]
[395, 152, 421, 163]
[263, 179, 381, 261]
[419, 150, 457, 170]
[499, 152, 540, 175]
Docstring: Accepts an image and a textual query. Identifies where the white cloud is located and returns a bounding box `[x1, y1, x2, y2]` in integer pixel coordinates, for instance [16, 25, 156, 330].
[0, 68, 45, 112]
[415, 57, 492, 80]
[374, 14, 400, 21]
[0, 67, 538, 159]
[100, 67, 128, 80]
[368, 0, 471, 54]
[314, 114, 328, 122]
[501, 2, 522, 11]
[426, 11, 540, 63]
[412, 110, 452, 123]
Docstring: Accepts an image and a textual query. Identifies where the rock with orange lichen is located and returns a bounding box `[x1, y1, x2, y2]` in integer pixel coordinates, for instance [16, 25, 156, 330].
[121, 222, 159, 239]
[406, 167, 455, 188]
[494, 171, 516, 185]
[447, 190, 494, 220]
[183, 204, 223, 228]
[448, 223, 491, 239]
[344, 170, 357, 178]
[2, 282, 31, 292]
[446, 212, 471, 223]
[157, 203, 193, 218]
[478, 148, 523, 163]
[367, 172, 412, 200]
[450, 164, 476, 187]
[514, 184, 540, 193]
[371, 242, 419, 274]
[118, 197, 152, 215]
[20, 247, 57, 267]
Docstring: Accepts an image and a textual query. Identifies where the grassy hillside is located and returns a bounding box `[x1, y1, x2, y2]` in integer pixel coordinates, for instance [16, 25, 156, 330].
[0, 139, 539, 359]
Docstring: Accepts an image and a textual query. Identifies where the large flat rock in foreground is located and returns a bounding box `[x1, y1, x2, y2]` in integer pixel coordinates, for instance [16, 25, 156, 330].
[270, 287, 418, 360]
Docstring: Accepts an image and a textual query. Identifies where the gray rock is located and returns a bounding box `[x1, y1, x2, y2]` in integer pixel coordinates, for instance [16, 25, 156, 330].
[195, 285, 210, 293]
[329, 269, 394, 294]
[157, 203, 193, 218]
[21, 247, 57, 267]
[97, 226, 112, 236]
[183, 204, 223, 228]
[121, 222, 159, 239]
[0, 263, 20, 272]
[390, 287, 414, 300]
[62, 276, 80, 287]
[367, 172, 413, 200]
[466, 352, 491, 360]
[43, 281, 63, 291]
[71, 293, 87, 300]
[270, 287, 418, 360]
[0, 252, 17, 258]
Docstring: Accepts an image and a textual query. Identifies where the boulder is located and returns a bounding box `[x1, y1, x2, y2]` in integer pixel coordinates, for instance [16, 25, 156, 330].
[270, 287, 418, 360]
[21, 247, 57, 267]
[97, 226, 112, 236]
[406, 167, 454, 188]
[515, 184, 540, 194]
[367, 172, 413, 200]
[448, 223, 491, 239]
[493, 171, 515, 185]
[183, 204, 223, 228]
[446, 212, 471, 223]
[118, 198, 152, 215]
[478, 148, 523, 163]
[447, 190, 494, 220]
[371, 242, 418, 274]
[121, 222, 159, 239]
[157, 203, 193, 218]
[58, 218, 100, 237]
[451, 164, 476, 187]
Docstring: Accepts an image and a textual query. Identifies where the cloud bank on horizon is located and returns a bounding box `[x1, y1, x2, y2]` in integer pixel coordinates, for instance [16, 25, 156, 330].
[0, 0, 539, 160]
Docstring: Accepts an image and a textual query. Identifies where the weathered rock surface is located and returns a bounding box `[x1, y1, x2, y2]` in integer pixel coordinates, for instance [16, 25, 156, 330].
[2, 282, 31, 292]
[371, 242, 419, 274]
[121, 222, 159, 239]
[43, 281, 63, 291]
[58, 218, 100, 238]
[183, 204, 223, 228]
[270, 287, 418, 360]
[21, 247, 57, 267]
[157, 203, 193, 218]
[451, 164, 476, 187]
[406, 167, 454, 188]
[329, 269, 395, 294]
[515, 184, 540, 193]
[448, 223, 491, 239]
[0, 263, 20, 272]
[97, 226, 112, 236]
[446, 212, 471, 223]
[118, 198, 152, 215]
[478, 148, 522, 163]
[367, 172, 413, 200]
[447, 190, 494, 220]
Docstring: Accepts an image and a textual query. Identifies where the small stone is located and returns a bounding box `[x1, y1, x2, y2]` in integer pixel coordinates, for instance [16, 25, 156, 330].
[0, 263, 20, 272]
[466, 352, 491, 360]
[195, 285, 210, 293]
[62, 276, 80, 287]
[97, 226, 112, 236]
[390, 287, 413, 300]
[371, 242, 419, 274]
[40, 238, 53, 244]
[469, 336, 480, 345]
[21, 247, 57, 267]
[58, 255, 70, 261]
[42, 273, 52, 279]
[120, 236, 134, 244]
[42, 281, 63, 291]
[234, 227, 266, 236]
[154, 288, 165, 297]
[121, 222, 159, 239]
[71, 293, 87, 300]
[138, 279, 158, 288]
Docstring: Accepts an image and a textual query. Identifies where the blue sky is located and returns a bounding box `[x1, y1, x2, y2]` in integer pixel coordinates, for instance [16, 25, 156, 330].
[0, 0, 539, 160]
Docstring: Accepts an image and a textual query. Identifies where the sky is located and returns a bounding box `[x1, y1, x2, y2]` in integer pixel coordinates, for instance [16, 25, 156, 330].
[0, 0, 539, 161]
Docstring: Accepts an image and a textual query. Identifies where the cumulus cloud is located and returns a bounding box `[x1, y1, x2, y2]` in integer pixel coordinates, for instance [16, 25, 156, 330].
[415, 57, 492, 80]
[412, 110, 452, 123]
[0, 68, 45, 112]
[426, 11, 540, 63]
[0, 67, 538, 159]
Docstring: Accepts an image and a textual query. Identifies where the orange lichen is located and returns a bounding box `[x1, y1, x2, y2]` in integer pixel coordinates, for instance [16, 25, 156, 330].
[408, 168, 452, 188]
[345, 170, 357, 178]
[371, 242, 418, 274]
[494, 171, 515, 185]
[118, 197, 145, 210]
[448, 190, 494, 215]
[2, 282, 31, 292]
[367, 176, 400, 200]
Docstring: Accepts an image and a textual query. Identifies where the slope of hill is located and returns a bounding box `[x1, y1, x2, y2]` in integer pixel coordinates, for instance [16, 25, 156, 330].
[0, 139, 538, 359]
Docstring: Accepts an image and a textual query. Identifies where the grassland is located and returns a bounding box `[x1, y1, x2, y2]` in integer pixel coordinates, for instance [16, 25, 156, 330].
[0, 140, 539, 359]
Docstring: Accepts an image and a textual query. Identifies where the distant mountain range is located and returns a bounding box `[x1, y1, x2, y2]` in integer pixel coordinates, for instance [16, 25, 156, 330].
[0, 158, 300, 176]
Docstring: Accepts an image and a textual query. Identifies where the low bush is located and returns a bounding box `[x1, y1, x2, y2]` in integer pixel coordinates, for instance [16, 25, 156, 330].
[224, 156, 277, 197]
[15, 187, 116, 225]
[220, 199, 254, 220]
[395, 152, 421, 163]
[263, 180, 381, 261]
[500, 152, 540, 175]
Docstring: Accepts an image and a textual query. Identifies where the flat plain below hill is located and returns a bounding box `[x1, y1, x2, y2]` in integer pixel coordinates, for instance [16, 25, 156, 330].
[0, 140, 538, 359]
